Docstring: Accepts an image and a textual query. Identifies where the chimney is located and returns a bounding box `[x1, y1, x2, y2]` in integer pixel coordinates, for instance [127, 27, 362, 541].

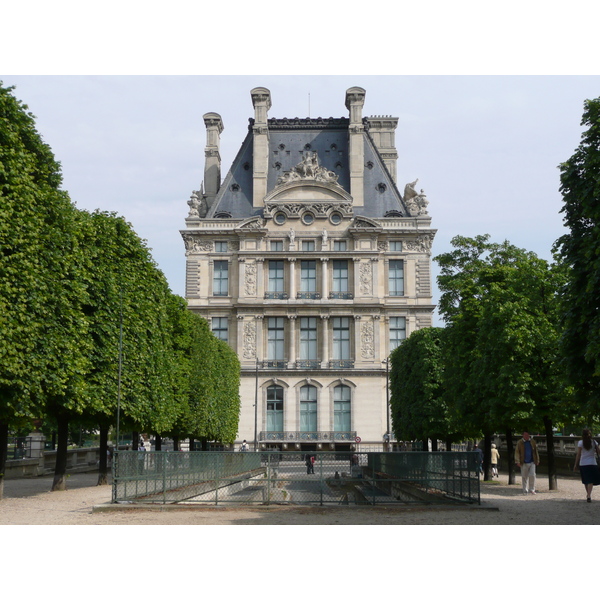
[345, 87, 366, 207]
[250, 87, 272, 207]
[202, 112, 224, 207]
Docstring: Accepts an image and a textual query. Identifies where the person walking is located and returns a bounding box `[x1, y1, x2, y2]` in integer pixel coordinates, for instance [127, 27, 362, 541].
[491, 444, 500, 478]
[305, 453, 315, 474]
[515, 430, 540, 495]
[573, 429, 600, 502]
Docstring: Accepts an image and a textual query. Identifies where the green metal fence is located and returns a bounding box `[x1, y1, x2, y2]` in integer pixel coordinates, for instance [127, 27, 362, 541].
[112, 450, 480, 505]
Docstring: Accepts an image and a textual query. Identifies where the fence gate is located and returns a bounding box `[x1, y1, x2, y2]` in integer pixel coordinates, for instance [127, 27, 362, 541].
[112, 451, 480, 506]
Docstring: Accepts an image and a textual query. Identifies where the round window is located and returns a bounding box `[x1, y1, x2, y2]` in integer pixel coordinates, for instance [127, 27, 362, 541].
[302, 212, 315, 225]
[330, 212, 342, 225]
[274, 212, 287, 225]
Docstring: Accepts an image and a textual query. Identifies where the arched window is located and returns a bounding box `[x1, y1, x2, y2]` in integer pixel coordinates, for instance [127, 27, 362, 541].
[266, 385, 284, 432]
[334, 385, 351, 432]
[300, 385, 317, 432]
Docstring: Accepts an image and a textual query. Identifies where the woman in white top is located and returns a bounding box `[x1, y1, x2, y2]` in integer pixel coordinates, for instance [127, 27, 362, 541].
[574, 428, 600, 502]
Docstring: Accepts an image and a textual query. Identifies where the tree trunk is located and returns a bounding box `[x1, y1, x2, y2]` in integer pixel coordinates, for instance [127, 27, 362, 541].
[445, 438, 452, 451]
[173, 436, 179, 451]
[0, 419, 8, 500]
[52, 413, 69, 491]
[132, 431, 139, 451]
[431, 438, 438, 452]
[543, 415, 558, 490]
[97, 424, 109, 486]
[506, 428, 516, 485]
[422, 439, 428, 452]
[201, 438, 209, 451]
[155, 434, 162, 452]
[483, 432, 492, 481]
[189, 437, 194, 452]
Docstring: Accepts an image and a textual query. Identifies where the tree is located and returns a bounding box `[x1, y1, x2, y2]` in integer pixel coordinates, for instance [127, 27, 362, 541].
[389, 327, 456, 450]
[0, 83, 89, 498]
[436, 235, 567, 486]
[556, 97, 600, 415]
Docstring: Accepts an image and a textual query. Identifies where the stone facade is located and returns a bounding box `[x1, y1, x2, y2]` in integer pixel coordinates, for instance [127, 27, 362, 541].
[181, 86, 436, 451]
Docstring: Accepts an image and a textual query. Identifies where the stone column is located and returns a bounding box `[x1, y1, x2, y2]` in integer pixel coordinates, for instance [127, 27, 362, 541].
[320, 315, 330, 367]
[320, 258, 329, 299]
[288, 315, 297, 366]
[289, 258, 296, 299]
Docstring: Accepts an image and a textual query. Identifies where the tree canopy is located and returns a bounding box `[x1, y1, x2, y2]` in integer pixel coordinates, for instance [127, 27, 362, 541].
[556, 96, 600, 414]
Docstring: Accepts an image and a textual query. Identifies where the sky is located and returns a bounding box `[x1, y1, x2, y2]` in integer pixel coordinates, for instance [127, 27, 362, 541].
[1, 74, 599, 325]
[3, 0, 600, 586]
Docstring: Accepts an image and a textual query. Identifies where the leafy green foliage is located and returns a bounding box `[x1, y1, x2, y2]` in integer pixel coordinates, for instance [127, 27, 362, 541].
[389, 327, 454, 443]
[556, 96, 600, 412]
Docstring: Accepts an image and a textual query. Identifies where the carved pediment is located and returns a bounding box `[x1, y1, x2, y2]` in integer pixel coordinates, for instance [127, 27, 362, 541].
[275, 152, 341, 187]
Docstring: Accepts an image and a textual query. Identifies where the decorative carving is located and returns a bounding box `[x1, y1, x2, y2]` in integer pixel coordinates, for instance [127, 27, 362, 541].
[359, 262, 372, 295]
[403, 179, 429, 216]
[361, 321, 375, 359]
[276, 152, 340, 186]
[405, 234, 434, 253]
[243, 321, 257, 359]
[244, 262, 257, 296]
[378, 241, 388, 252]
[240, 217, 265, 229]
[182, 234, 213, 255]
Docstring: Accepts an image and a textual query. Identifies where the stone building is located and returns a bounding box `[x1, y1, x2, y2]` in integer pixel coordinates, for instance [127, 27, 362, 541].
[181, 86, 436, 452]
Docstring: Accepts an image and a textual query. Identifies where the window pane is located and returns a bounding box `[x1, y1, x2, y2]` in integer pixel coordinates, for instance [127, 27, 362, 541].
[266, 385, 283, 431]
[389, 316, 406, 351]
[334, 240, 347, 251]
[389, 260, 404, 296]
[302, 240, 315, 251]
[211, 317, 228, 342]
[332, 260, 348, 292]
[268, 317, 285, 360]
[333, 317, 350, 360]
[213, 261, 228, 296]
[300, 385, 317, 432]
[270, 241, 283, 251]
[300, 260, 317, 292]
[300, 317, 317, 360]
[334, 385, 351, 432]
[269, 260, 285, 292]
[215, 241, 228, 252]
[389, 241, 402, 251]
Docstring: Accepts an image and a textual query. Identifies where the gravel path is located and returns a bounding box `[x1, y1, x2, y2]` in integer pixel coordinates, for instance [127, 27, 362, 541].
[1, 470, 597, 525]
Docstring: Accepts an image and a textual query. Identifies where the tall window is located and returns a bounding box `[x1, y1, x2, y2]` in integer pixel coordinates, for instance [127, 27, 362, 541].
[332, 317, 350, 360]
[334, 385, 351, 432]
[213, 261, 229, 296]
[300, 385, 317, 432]
[389, 317, 406, 351]
[268, 260, 285, 292]
[300, 260, 317, 293]
[266, 385, 284, 432]
[389, 260, 404, 296]
[267, 317, 285, 361]
[332, 260, 349, 293]
[300, 317, 318, 360]
[211, 317, 228, 342]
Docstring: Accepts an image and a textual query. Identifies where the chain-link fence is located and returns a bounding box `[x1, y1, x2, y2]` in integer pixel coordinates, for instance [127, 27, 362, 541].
[112, 450, 480, 506]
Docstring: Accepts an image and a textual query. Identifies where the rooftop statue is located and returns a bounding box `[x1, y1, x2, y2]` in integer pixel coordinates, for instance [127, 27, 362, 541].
[403, 179, 429, 216]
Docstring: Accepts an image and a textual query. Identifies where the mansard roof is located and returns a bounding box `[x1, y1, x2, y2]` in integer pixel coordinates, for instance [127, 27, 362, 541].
[206, 116, 408, 220]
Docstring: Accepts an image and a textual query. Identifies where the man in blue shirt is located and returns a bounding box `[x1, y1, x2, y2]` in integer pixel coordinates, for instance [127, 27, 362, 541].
[514, 430, 540, 495]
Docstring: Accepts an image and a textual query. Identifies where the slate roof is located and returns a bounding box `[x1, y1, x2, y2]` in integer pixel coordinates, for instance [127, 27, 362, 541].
[206, 117, 407, 219]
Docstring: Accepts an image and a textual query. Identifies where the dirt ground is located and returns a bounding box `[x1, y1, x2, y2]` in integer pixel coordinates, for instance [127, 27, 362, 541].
[1, 470, 598, 525]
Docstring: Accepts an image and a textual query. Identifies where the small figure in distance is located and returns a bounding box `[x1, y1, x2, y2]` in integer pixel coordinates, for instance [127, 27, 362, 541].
[515, 430, 540, 495]
[491, 443, 500, 478]
[573, 428, 600, 502]
[240, 440, 249, 452]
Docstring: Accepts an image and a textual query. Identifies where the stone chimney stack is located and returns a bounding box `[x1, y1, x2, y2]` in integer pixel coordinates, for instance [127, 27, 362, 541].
[366, 116, 399, 183]
[345, 87, 366, 208]
[203, 112, 224, 207]
[251, 87, 272, 207]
